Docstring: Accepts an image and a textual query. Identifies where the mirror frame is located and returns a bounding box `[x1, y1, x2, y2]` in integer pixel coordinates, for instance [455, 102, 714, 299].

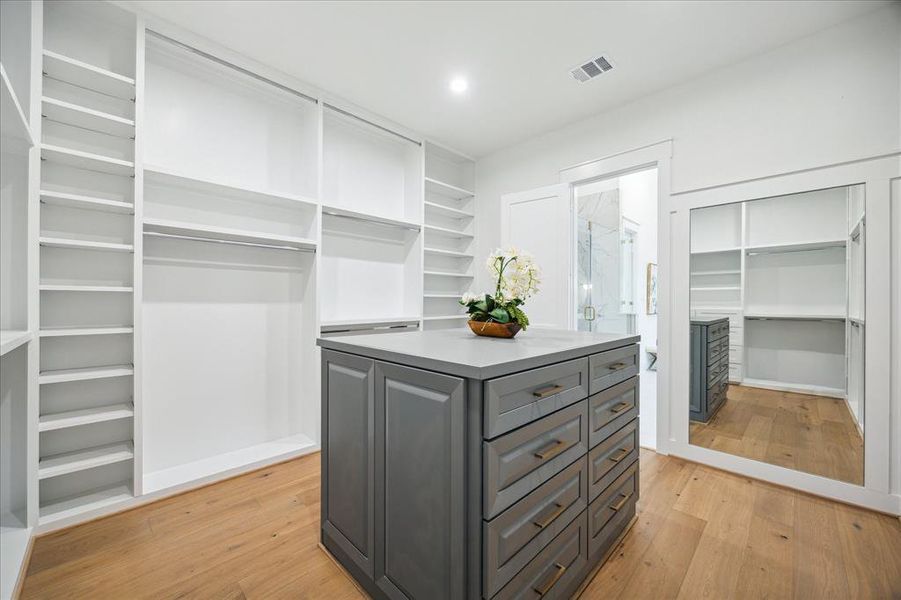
[666, 153, 898, 514]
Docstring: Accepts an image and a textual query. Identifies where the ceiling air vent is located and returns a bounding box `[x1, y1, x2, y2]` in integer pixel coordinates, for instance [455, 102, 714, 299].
[571, 55, 614, 83]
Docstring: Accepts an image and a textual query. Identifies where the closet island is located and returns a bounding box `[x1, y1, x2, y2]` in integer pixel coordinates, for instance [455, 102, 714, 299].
[318, 328, 640, 600]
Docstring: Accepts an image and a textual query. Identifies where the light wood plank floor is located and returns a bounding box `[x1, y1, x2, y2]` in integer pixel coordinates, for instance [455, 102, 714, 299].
[21, 450, 900, 599]
[690, 384, 864, 485]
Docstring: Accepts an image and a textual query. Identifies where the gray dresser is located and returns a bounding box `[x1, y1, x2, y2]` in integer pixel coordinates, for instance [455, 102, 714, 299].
[690, 316, 729, 422]
[318, 328, 641, 599]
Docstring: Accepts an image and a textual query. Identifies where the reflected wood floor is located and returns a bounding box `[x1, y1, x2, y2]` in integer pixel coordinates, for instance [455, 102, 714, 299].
[21, 450, 900, 599]
[690, 384, 864, 485]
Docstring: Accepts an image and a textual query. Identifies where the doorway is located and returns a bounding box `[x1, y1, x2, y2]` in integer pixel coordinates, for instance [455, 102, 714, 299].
[573, 168, 659, 448]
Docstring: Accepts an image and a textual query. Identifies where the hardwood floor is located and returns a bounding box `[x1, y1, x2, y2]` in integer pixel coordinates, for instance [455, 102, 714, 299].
[690, 384, 864, 485]
[21, 450, 900, 599]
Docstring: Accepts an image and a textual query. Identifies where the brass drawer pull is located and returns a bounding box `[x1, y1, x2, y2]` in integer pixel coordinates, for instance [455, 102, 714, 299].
[532, 502, 566, 529]
[534, 439, 565, 460]
[610, 401, 630, 414]
[607, 361, 628, 371]
[609, 492, 633, 512]
[608, 448, 630, 463]
[532, 384, 564, 399]
[533, 563, 567, 596]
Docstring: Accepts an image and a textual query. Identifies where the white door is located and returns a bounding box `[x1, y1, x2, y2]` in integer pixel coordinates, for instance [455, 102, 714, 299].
[500, 184, 571, 330]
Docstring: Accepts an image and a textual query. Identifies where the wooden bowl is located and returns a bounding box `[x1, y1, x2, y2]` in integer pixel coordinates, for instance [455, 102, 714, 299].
[468, 320, 522, 338]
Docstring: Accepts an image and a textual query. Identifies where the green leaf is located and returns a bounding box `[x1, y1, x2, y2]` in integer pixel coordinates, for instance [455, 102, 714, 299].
[489, 307, 510, 323]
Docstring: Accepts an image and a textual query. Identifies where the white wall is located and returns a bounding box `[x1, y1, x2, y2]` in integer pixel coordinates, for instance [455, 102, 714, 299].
[475, 5, 900, 270]
[474, 5, 900, 480]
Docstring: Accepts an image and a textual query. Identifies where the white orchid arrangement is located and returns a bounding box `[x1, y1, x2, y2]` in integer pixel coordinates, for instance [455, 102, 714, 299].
[460, 247, 540, 329]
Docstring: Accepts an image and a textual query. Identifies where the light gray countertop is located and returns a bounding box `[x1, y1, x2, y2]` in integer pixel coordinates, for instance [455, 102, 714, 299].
[317, 328, 639, 379]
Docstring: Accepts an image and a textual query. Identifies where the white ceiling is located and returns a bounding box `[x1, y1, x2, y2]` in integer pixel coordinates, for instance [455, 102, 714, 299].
[127, 0, 887, 157]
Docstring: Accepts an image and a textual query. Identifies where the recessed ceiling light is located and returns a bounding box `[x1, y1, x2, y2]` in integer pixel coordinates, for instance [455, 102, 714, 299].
[449, 77, 468, 94]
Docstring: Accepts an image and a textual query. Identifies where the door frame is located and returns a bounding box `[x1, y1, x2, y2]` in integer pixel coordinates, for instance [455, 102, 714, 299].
[560, 140, 674, 454]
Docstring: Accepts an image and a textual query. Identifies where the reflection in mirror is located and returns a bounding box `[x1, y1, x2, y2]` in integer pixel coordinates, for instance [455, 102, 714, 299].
[688, 185, 865, 485]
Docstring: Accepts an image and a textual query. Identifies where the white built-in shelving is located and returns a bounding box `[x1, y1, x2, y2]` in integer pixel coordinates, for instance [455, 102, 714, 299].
[2, 5, 481, 576]
[1, 1, 35, 594]
[422, 143, 476, 328]
[690, 185, 860, 398]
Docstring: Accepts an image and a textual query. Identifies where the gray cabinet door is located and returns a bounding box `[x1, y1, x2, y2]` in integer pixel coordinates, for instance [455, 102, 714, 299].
[321, 350, 375, 577]
[374, 361, 466, 600]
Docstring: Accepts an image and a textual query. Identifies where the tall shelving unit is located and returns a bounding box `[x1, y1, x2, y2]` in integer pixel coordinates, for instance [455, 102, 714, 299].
[1, 3, 480, 566]
[690, 186, 861, 409]
[1, 1, 37, 596]
[319, 105, 423, 334]
[422, 141, 476, 328]
[36, 0, 139, 524]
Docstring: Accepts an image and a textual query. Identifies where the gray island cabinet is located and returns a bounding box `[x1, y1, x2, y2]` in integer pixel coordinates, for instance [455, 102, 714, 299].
[317, 328, 641, 600]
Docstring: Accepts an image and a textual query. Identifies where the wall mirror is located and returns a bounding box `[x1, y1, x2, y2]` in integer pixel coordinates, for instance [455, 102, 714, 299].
[688, 184, 865, 485]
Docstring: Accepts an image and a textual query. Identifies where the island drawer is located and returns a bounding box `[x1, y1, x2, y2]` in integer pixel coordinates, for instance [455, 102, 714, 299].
[588, 460, 638, 559]
[484, 400, 589, 519]
[493, 510, 588, 600]
[588, 344, 639, 395]
[588, 377, 639, 448]
[588, 419, 638, 502]
[484, 357, 589, 439]
[483, 457, 588, 598]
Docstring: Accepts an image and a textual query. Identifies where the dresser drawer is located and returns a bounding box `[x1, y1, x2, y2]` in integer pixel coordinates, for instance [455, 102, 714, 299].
[588, 376, 639, 448]
[484, 400, 589, 519]
[484, 357, 589, 439]
[588, 345, 639, 395]
[483, 457, 588, 598]
[588, 460, 638, 559]
[709, 321, 729, 340]
[588, 419, 638, 502]
[493, 510, 588, 600]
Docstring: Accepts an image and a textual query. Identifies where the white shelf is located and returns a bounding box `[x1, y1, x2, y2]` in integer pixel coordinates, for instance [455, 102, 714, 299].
[40, 326, 133, 338]
[40, 284, 133, 293]
[39, 402, 134, 432]
[422, 314, 468, 321]
[143, 218, 318, 251]
[39, 364, 134, 385]
[39, 482, 133, 525]
[143, 434, 316, 495]
[745, 239, 846, 254]
[321, 204, 421, 231]
[40, 143, 134, 176]
[39, 236, 134, 253]
[691, 269, 740, 276]
[744, 312, 845, 321]
[320, 316, 420, 329]
[1, 63, 33, 150]
[424, 292, 464, 299]
[690, 247, 741, 255]
[424, 270, 474, 278]
[424, 177, 474, 200]
[40, 189, 135, 214]
[690, 286, 740, 291]
[144, 163, 318, 210]
[42, 49, 135, 99]
[424, 247, 473, 258]
[424, 201, 473, 219]
[38, 441, 134, 480]
[0, 520, 32, 600]
[424, 224, 474, 239]
[0, 330, 32, 356]
[42, 96, 135, 137]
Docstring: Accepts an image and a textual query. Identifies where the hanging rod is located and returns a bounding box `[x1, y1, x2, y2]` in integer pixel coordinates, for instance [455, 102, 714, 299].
[746, 245, 844, 256]
[323, 103, 421, 146]
[144, 231, 316, 252]
[322, 210, 421, 231]
[146, 30, 318, 104]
